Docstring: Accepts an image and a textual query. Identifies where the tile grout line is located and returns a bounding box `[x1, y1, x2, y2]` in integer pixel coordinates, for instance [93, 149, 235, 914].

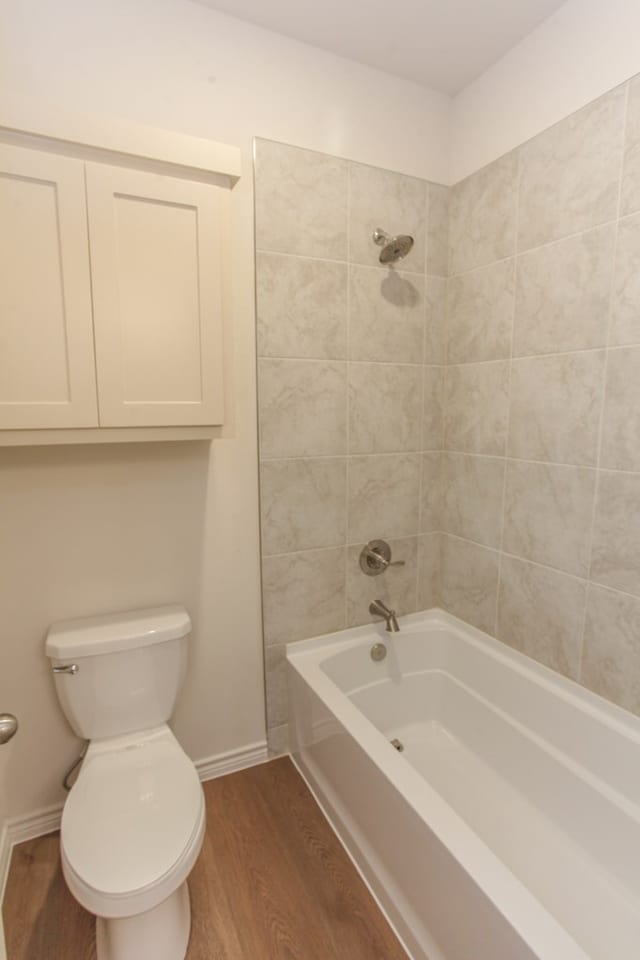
[415, 180, 430, 613]
[259, 345, 640, 373]
[344, 163, 352, 632]
[577, 80, 632, 685]
[259, 450, 640, 480]
[261, 530, 640, 616]
[493, 147, 521, 639]
[257, 344, 640, 377]
[446, 203, 640, 282]
[259, 356, 438, 368]
[433, 531, 640, 608]
[435, 187, 452, 607]
[449, 345, 632, 366]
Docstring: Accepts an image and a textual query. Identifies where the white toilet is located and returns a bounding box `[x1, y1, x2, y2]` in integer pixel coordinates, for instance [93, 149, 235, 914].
[45, 605, 205, 960]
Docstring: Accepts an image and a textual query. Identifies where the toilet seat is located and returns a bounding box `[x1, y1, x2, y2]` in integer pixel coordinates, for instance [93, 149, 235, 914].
[61, 725, 205, 918]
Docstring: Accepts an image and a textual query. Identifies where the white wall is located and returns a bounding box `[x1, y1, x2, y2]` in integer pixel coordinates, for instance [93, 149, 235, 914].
[0, 0, 450, 183]
[0, 0, 450, 828]
[451, 0, 640, 182]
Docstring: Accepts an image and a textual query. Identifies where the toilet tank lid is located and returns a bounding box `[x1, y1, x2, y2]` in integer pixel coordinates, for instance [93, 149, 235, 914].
[46, 605, 191, 659]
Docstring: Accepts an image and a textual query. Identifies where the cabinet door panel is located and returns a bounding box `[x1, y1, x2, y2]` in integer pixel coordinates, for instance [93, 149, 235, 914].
[0, 145, 98, 428]
[86, 164, 225, 427]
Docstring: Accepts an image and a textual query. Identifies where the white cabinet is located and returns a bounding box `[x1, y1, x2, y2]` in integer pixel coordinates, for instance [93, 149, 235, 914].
[86, 164, 224, 428]
[0, 143, 228, 441]
[0, 144, 98, 430]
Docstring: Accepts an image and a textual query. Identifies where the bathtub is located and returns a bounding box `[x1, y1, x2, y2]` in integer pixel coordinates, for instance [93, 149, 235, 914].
[286, 609, 640, 960]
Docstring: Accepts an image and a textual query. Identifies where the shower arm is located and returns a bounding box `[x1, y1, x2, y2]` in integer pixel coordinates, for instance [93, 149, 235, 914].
[372, 228, 391, 246]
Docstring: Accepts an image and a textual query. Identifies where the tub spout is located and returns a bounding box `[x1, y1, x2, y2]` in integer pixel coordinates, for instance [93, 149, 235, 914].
[369, 599, 400, 632]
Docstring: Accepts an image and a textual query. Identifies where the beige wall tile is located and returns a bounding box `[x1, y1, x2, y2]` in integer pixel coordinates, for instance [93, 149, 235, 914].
[601, 347, 640, 471]
[591, 471, 640, 597]
[255, 146, 444, 737]
[258, 358, 346, 459]
[254, 123, 640, 729]
[442, 453, 505, 548]
[518, 89, 625, 251]
[440, 535, 499, 634]
[449, 153, 517, 275]
[425, 276, 447, 364]
[427, 183, 450, 276]
[349, 265, 425, 363]
[612, 213, 640, 346]
[621, 77, 640, 217]
[349, 362, 422, 454]
[503, 461, 596, 576]
[420, 452, 443, 534]
[347, 536, 418, 627]
[444, 361, 510, 455]
[265, 644, 287, 727]
[260, 458, 346, 555]
[514, 226, 615, 356]
[418, 533, 441, 609]
[497, 556, 586, 679]
[446, 259, 514, 363]
[423, 366, 444, 451]
[508, 351, 606, 466]
[262, 547, 346, 644]
[347, 453, 420, 542]
[582, 585, 640, 715]
[255, 139, 348, 258]
[349, 162, 426, 270]
[256, 252, 347, 359]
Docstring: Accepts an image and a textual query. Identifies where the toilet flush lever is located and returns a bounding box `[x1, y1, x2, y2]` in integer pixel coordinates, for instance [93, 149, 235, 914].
[52, 663, 79, 675]
[0, 714, 18, 745]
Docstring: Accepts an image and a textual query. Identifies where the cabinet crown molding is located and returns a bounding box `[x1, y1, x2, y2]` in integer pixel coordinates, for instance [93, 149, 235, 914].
[0, 93, 241, 182]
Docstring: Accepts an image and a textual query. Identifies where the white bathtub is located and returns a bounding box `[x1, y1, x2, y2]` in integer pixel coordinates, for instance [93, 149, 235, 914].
[286, 609, 640, 960]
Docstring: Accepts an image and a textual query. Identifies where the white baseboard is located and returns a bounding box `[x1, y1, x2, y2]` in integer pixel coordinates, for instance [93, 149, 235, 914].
[0, 822, 9, 906]
[0, 738, 269, 911]
[0, 801, 64, 906]
[195, 739, 268, 782]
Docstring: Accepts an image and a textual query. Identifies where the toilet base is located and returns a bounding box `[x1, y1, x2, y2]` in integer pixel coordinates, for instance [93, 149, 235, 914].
[96, 881, 191, 960]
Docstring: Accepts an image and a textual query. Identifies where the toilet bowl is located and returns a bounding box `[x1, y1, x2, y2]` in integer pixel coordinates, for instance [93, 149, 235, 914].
[61, 727, 205, 960]
[46, 606, 204, 960]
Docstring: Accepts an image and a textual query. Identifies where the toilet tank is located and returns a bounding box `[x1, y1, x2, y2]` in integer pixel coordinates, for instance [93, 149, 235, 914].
[45, 606, 191, 740]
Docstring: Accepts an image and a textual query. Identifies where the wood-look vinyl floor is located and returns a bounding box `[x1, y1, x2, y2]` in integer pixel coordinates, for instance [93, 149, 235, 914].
[3, 757, 407, 959]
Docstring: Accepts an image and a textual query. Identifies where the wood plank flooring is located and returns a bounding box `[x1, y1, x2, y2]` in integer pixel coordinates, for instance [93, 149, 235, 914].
[3, 757, 407, 959]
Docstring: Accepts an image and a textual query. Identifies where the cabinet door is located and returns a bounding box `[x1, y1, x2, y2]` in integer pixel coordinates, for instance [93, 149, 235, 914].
[86, 164, 225, 427]
[0, 145, 98, 429]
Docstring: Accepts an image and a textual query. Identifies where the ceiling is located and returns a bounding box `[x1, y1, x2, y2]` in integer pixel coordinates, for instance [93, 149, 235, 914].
[196, 0, 567, 95]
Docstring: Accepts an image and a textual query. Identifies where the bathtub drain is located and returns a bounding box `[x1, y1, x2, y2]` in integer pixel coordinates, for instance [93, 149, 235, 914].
[390, 738, 404, 752]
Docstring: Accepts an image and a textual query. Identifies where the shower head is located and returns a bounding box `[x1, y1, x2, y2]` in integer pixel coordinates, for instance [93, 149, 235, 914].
[372, 228, 414, 264]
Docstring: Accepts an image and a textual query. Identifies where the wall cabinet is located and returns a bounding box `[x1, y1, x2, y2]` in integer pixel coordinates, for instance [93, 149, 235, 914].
[0, 144, 98, 430]
[0, 141, 228, 440]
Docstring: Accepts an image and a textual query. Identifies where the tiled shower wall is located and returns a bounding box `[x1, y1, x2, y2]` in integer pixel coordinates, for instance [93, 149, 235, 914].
[439, 78, 640, 718]
[254, 139, 447, 750]
[256, 75, 640, 750]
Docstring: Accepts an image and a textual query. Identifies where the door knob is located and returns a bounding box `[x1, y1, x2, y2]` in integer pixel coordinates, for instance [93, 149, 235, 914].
[0, 713, 18, 744]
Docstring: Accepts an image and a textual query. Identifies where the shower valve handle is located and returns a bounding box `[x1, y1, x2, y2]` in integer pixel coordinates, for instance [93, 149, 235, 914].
[359, 540, 405, 577]
[373, 552, 404, 569]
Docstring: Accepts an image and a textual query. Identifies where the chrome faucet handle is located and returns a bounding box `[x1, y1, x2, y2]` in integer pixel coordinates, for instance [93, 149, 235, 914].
[360, 539, 405, 577]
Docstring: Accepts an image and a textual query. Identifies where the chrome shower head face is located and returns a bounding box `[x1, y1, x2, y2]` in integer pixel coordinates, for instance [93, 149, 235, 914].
[372, 228, 414, 264]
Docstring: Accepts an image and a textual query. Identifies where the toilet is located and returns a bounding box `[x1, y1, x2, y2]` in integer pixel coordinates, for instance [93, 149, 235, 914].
[45, 605, 205, 960]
